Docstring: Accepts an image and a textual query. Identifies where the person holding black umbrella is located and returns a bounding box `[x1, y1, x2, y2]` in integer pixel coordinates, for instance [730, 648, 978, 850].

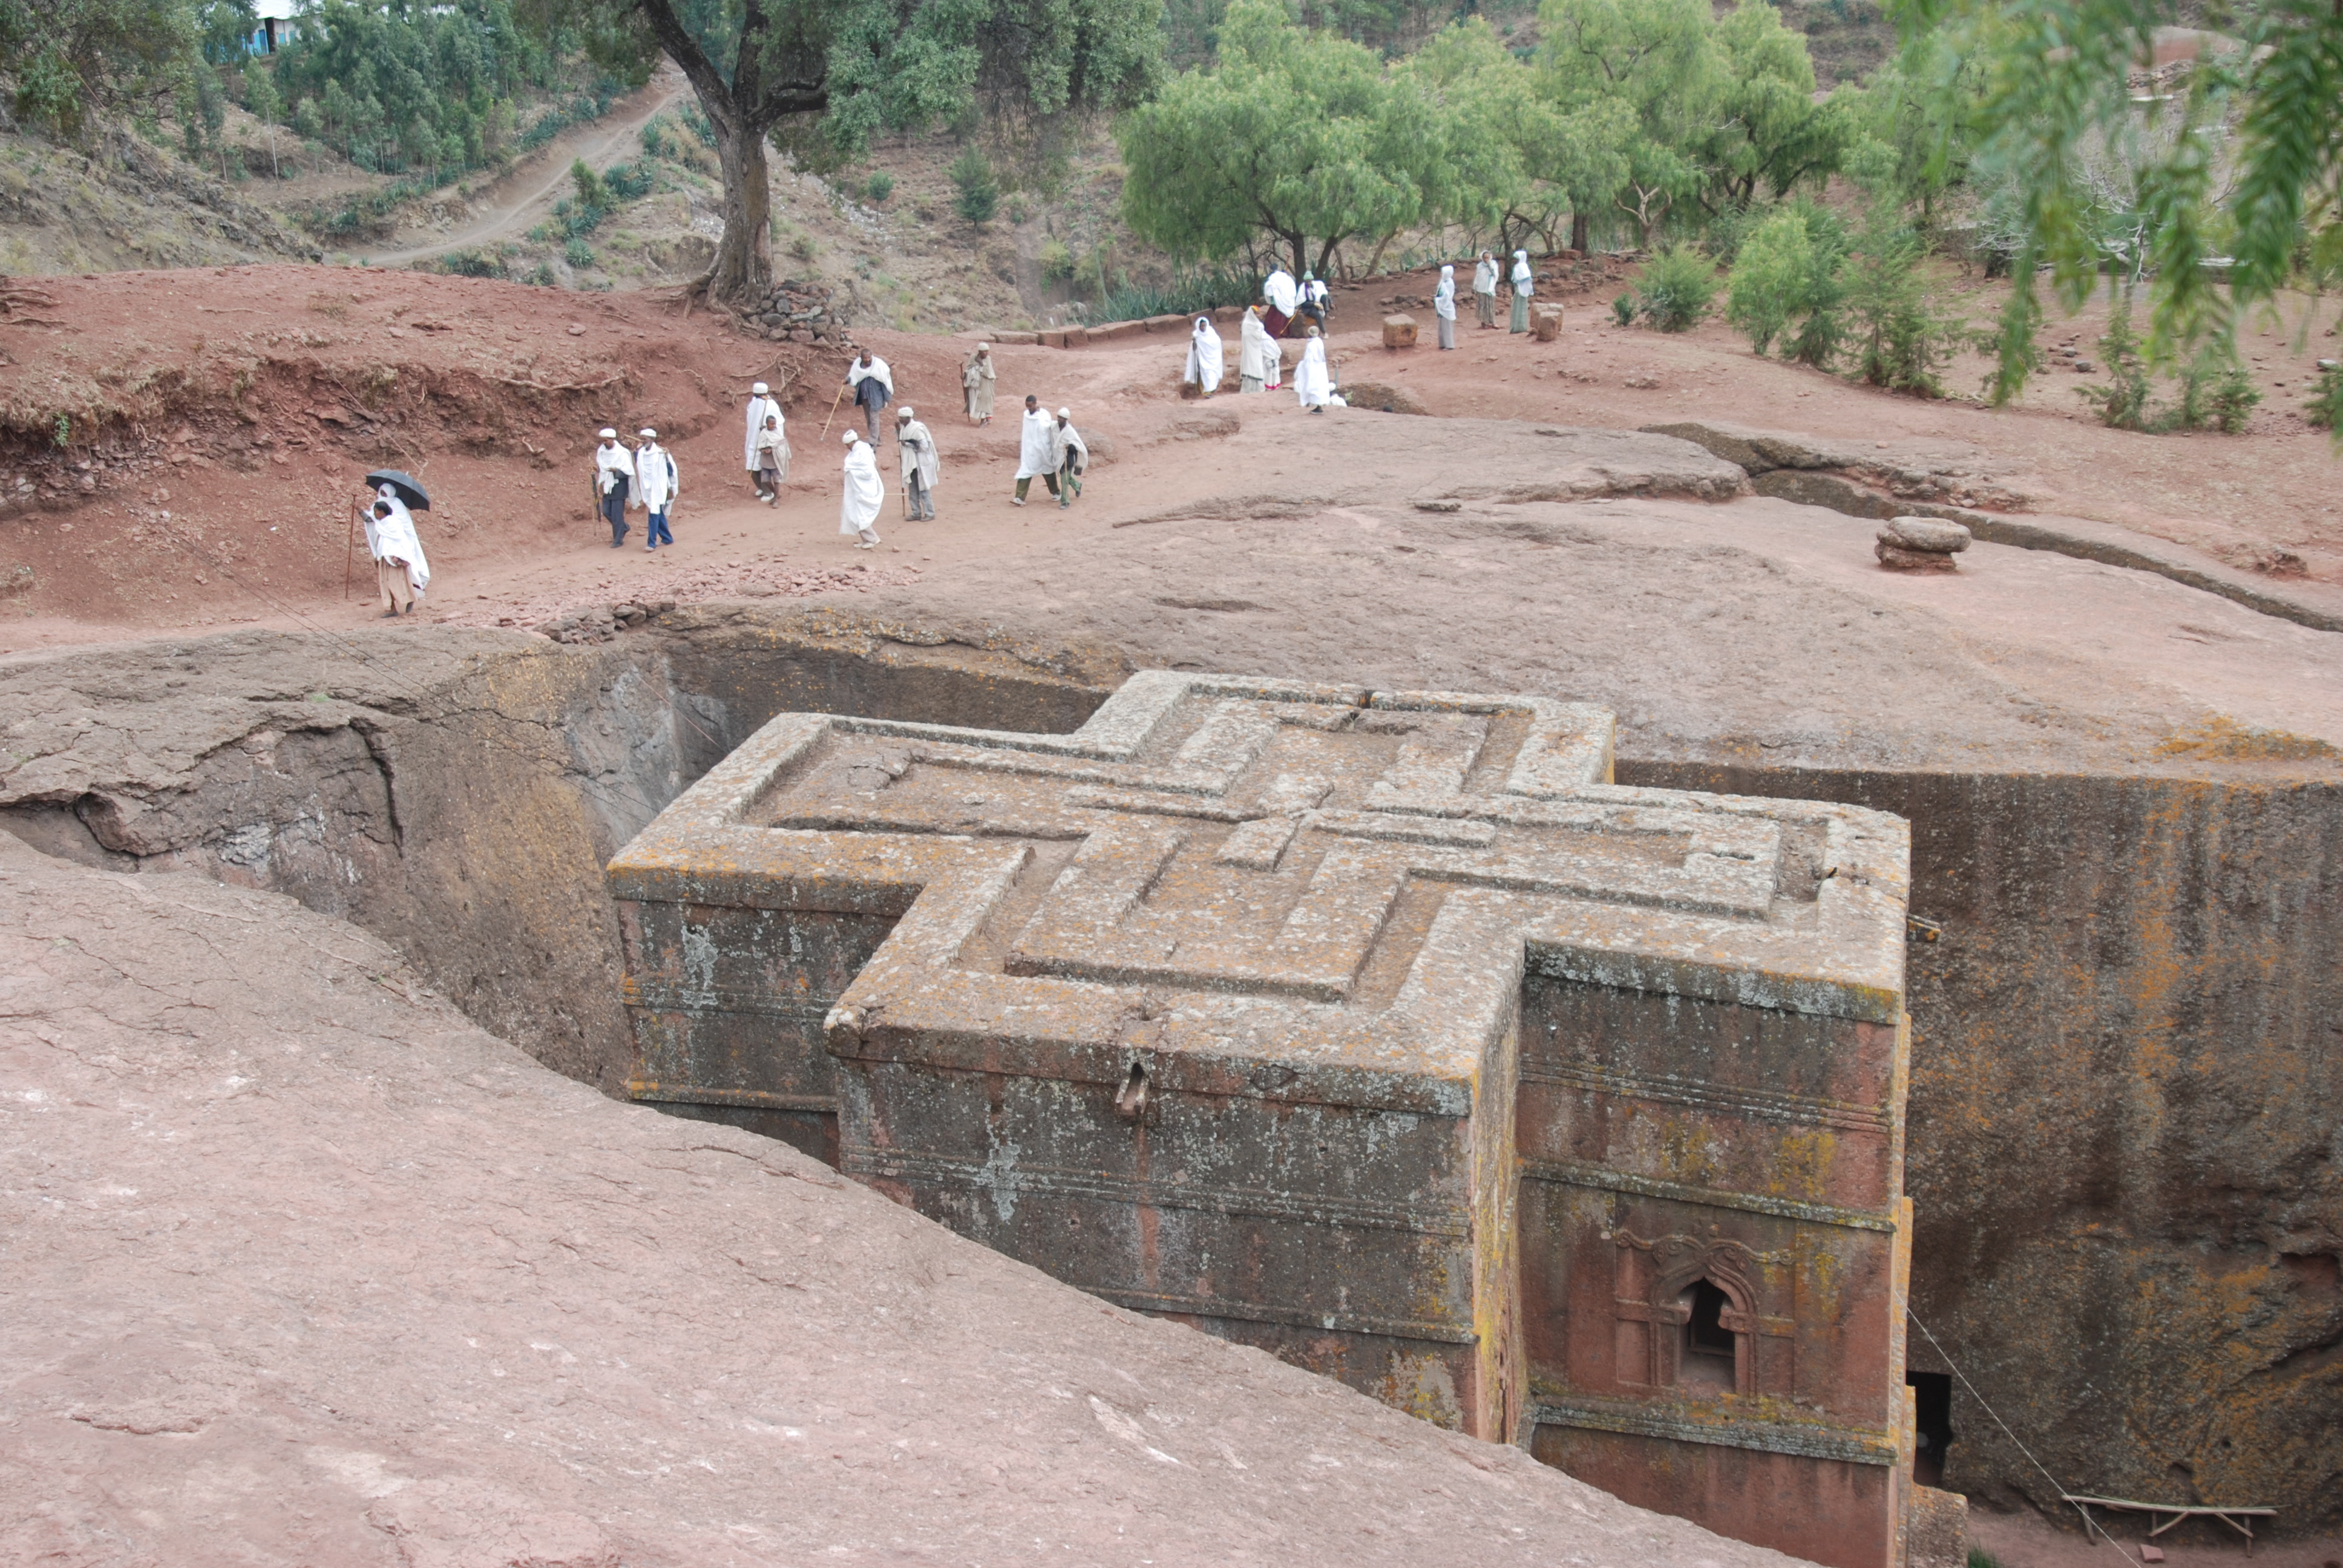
[357, 481, 430, 616]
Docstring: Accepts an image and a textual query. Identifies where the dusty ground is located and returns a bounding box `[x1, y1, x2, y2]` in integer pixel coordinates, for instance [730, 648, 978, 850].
[4, 266, 2336, 771]
[0, 829, 1813, 1567]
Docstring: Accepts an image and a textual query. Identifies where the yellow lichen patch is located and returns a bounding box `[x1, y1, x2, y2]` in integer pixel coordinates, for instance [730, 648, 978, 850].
[2154, 715, 2339, 762]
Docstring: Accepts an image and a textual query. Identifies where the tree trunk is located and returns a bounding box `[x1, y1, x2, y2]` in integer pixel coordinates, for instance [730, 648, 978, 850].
[1571, 209, 1590, 253]
[708, 113, 774, 302]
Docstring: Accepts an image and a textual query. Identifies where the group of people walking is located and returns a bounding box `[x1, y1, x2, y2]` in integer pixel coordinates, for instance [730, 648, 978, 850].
[592, 426, 681, 550]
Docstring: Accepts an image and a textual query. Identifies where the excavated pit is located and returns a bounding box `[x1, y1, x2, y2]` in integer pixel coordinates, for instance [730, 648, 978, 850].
[0, 610, 2335, 1548]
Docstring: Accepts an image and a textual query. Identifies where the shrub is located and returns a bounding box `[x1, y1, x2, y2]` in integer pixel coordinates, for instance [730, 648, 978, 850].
[1633, 248, 1719, 333]
[679, 104, 716, 148]
[435, 247, 505, 279]
[570, 159, 611, 214]
[2309, 361, 2343, 431]
[526, 261, 557, 287]
[864, 172, 894, 204]
[790, 231, 819, 263]
[1843, 211, 1962, 396]
[1726, 206, 1846, 365]
[602, 160, 654, 201]
[640, 121, 666, 159]
[1040, 238, 1075, 283]
[2173, 357, 2261, 434]
[1611, 293, 1635, 326]
[564, 237, 595, 270]
[2074, 304, 2153, 429]
[949, 147, 998, 226]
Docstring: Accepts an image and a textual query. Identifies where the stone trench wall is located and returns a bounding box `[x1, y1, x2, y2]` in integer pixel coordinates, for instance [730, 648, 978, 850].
[1620, 761, 2343, 1533]
[0, 622, 2333, 1534]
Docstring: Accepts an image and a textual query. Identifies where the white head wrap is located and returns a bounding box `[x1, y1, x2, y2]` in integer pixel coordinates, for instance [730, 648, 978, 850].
[598, 427, 617, 439]
[897, 406, 913, 420]
[751, 382, 768, 395]
[638, 427, 656, 439]
[842, 430, 860, 445]
[1057, 407, 1070, 419]
[1441, 264, 1454, 278]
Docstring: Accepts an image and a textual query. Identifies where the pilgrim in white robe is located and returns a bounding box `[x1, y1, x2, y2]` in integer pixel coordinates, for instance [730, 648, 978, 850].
[1184, 316, 1224, 395]
[839, 434, 884, 545]
[896, 413, 939, 519]
[1263, 269, 1299, 318]
[365, 486, 430, 613]
[846, 354, 894, 440]
[1510, 250, 1535, 333]
[743, 388, 780, 474]
[1237, 309, 1273, 393]
[1294, 335, 1332, 410]
[1434, 264, 1458, 350]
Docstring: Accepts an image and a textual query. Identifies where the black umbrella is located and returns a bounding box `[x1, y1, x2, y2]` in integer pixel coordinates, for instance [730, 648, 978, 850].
[364, 469, 431, 511]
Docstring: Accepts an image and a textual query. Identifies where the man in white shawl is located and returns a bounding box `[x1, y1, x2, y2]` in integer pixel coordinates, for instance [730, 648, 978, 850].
[743, 382, 781, 499]
[839, 430, 883, 549]
[362, 483, 430, 617]
[1294, 326, 1332, 413]
[592, 426, 634, 547]
[1473, 250, 1499, 329]
[1011, 394, 1055, 505]
[1237, 306, 1274, 394]
[1434, 263, 1458, 350]
[633, 426, 678, 550]
[1510, 249, 1535, 333]
[1183, 315, 1224, 396]
[962, 344, 995, 425]
[894, 406, 939, 520]
[1262, 265, 1299, 336]
[845, 349, 894, 444]
[1049, 407, 1087, 509]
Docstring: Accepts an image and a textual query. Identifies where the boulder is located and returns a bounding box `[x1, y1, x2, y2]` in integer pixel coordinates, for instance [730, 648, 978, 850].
[1381, 315, 1418, 350]
[1883, 515, 1974, 553]
[1532, 304, 1565, 342]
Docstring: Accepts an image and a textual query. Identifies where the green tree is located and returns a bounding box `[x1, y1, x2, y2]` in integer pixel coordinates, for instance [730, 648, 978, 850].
[1535, 0, 1713, 247]
[1901, 0, 2343, 425]
[1690, 0, 1849, 216]
[1404, 18, 1628, 255]
[524, 0, 1161, 304]
[1118, 0, 1449, 276]
[0, 0, 198, 139]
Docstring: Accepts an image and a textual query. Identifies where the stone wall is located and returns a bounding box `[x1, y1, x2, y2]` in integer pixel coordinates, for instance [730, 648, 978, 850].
[1619, 761, 2343, 1531]
[741, 277, 848, 344]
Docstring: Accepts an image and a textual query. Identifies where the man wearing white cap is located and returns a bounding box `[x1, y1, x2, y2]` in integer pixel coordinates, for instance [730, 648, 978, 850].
[845, 348, 893, 444]
[894, 406, 937, 521]
[744, 382, 781, 500]
[1049, 406, 1087, 509]
[839, 430, 883, 549]
[592, 427, 634, 547]
[634, 427, 678, 550]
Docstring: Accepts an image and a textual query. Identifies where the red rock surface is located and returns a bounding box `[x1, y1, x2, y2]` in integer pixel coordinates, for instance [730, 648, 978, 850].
[0, 831, 1809, 1567]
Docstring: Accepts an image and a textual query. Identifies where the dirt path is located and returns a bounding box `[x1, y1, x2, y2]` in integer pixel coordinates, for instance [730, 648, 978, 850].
[362, 67, 688, 266]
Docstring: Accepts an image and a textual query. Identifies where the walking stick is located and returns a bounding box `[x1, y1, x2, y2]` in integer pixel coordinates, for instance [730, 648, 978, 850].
[344, 500, 358, 599]
[818, 381, 848, 441]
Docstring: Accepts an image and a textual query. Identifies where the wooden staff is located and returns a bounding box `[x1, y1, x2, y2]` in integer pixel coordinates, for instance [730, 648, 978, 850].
[345, 500, 359, 599]
[818, 380, 848, 441]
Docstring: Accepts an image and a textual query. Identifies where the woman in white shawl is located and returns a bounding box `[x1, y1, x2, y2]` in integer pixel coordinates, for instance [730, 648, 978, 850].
[1509, 249, 1535, 333]
[1238, 306, 1274, 393]
[364, 484, 430, 616]
[1294, 327, 1332, 413]
[1184, 315, 1224, 396]
[839, 430, 884, 549]
[1434, 263, 1458, 350]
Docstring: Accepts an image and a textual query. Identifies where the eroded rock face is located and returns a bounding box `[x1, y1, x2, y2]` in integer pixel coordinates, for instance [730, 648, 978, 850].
[0, 833, 1817, 1568]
